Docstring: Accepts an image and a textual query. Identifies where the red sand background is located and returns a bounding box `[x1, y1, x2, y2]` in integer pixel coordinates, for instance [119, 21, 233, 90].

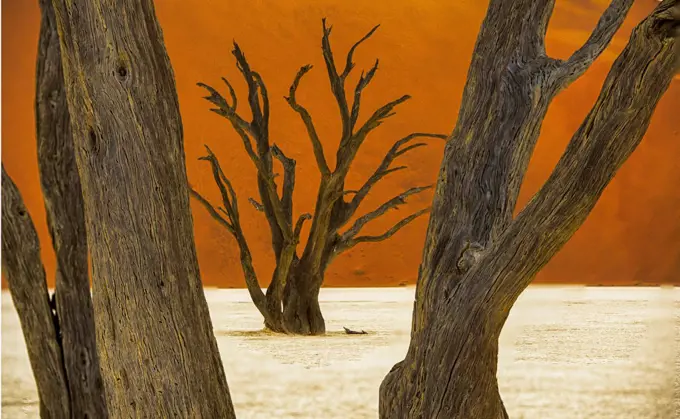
[2, 0, 679, 288]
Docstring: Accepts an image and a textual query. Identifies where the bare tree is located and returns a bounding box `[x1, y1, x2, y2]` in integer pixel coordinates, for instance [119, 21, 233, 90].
[2, 167, 71, 418]
[193, 21, 445, 335]
[379, 0, 680, 417]
[0, 0, 106, 416]
[50, 0, 236, 416]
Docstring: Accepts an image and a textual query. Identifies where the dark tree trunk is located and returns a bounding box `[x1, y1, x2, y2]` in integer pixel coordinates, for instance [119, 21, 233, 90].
[282, 268, 326, 335]
[1, 167, 70, 419]
[35, 0, 107, 416]
[379, 1, 680, 417]
[50, 0, 236, 416]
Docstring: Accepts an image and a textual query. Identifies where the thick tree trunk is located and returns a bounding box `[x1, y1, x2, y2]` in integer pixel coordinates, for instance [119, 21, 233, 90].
[282, 268, 326, 335]
[50, 0, 236, 417]
[1, 167, 70, 419]
[380, 1, 679, 417]
[35, 0, 107, 416]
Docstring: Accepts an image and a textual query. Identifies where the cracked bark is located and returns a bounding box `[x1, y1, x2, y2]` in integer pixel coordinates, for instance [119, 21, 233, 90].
[193, 20, 444, 335]
[379, 0, 680, 417]
[2, 167, 70, 418]
[35, 0, 107, 416]
[50, 0, 236, 416]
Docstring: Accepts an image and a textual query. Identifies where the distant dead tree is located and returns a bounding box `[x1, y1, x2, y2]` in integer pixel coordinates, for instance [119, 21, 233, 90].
[1, 0, 105, 416]
[192, 20, 445, 335]
[379, 0, 680, 418]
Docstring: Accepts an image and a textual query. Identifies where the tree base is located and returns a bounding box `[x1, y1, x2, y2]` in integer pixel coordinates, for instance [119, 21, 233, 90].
[282, 287, 326, 335]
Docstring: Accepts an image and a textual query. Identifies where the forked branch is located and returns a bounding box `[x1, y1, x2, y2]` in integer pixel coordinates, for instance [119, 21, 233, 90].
[335, 94, 412, 176]
[190, 146, 271, 320]
[271, 144, 296, 223]
[350, 59, 380, 130]
[294, 213, 313, 243]
[340, 185, 433, 243]
[197, 81, 260, 166]
[481, 0, 680, 323]
[336, 208, 431, 253]
[552, 0, 635, 86]
[342, 24, 380, 79]
[189, 188, 235, 235]
[285, 65, 331, 176]
[343, 133, 447, 224]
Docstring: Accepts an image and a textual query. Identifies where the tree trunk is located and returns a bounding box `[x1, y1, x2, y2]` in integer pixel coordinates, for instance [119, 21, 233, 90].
[1, 167, 70, 419]
[50, 0, 236, 416]
[35, 0, 107, 416]
[282, 267, 325, 335]
[379, 1, 679, 417]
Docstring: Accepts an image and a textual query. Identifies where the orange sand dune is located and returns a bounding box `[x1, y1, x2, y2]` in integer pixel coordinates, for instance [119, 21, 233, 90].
[2, 0, 679, 288]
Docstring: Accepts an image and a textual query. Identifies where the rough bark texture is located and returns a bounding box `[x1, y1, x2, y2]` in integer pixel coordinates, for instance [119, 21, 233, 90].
[50, 0, 236, 416]
[36, 0, 107, 416]
[379, 1, 680, 417]
[193, 21, 445, 335]
[1, 167, 71, 419]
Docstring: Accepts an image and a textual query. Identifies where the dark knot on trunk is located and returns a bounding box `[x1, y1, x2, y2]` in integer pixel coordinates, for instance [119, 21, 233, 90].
[455, 242, 485, 275]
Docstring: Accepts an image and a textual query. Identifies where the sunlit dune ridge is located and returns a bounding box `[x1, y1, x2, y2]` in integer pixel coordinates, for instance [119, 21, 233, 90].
[2, 0, 679, 288]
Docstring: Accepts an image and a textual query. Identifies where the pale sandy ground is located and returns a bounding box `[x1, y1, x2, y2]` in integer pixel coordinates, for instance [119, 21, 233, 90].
[2, 286, 679, 418]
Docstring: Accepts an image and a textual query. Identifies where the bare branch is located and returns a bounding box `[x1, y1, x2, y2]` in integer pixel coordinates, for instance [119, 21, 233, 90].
[341, 25, 381, 79]
[232, 42, 268, 142]
[189, 188, 235, 234]
[221, 77, 238, 109]
[553, 0, 635, 86]
[193, 147, 273, 321]
[271, 144, 296, 223]
[480, 0, 680, 317]
[293, 213, 313, 242]
[197, 82, 261, 166]
[285, 65, 331, 176]
[196, 81, 252, 135]
[248, 197, 264, 212]
[335, 95, 412, 176]
[252, 71, 270, 130]
[357, 95, 411, 136]
[196, 145, 243, 226]
[322, 18, 372, 144]
[339, 133, 446, 224]
[340, 185, 433, 241]
[337, 208, 430, 253]
[350, 59, 380, 130]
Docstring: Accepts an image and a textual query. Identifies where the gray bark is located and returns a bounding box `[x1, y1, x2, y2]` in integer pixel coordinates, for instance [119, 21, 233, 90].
[36, 0, 106, 416]
[193, 22, 445, 334]
[1, 167, 70, 419]
[50, 0, 236, 416]
[379, 0, 680, 417]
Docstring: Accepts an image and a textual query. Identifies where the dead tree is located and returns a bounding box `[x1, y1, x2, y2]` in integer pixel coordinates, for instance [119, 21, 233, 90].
[50, 0, 235, 416]
[35, 0, 106, 415]
[379, 1, 680, 418]
[193, 21, 445, 335]
[0, 0, 107, 416]
[2, 167, 71, 418]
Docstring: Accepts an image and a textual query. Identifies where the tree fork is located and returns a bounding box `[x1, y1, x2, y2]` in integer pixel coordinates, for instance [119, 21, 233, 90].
[379, 1, 679, 417]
